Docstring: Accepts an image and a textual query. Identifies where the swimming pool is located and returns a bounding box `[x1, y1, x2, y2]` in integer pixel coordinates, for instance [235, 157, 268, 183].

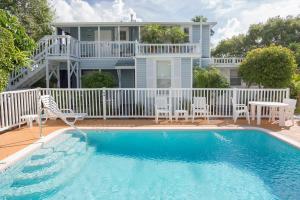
[0, 129, 299, 200]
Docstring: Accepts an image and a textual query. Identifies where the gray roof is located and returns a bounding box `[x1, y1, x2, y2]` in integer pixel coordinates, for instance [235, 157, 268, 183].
[52, 21, 217, 27]
[115, 59, 135, 67]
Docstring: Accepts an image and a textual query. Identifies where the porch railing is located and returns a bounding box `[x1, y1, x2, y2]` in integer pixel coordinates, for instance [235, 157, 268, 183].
[0, 88, 289, 131]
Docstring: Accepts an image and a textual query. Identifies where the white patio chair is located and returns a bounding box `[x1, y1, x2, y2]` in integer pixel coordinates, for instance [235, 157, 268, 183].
[40, 95, 87, 125]
[155, 96, 172, 124]
[191, 97, 210, 123]
[269, 98, 297, 124]
[232, 98, 250, 124]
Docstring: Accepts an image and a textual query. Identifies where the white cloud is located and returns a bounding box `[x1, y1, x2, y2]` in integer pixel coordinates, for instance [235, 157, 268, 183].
[51, 0, 142, 22]
[50, 0, 300, 45]
[213, 0, 300, 43]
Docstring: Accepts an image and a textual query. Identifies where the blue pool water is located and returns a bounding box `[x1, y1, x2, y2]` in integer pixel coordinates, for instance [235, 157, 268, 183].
[0, 129, 300, 200]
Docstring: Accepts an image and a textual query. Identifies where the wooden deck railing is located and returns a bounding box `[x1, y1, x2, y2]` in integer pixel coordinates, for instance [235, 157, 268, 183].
[0, 88, 290, 131]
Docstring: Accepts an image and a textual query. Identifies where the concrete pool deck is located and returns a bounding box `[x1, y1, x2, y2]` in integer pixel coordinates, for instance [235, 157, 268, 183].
[0, 118, 300, 161]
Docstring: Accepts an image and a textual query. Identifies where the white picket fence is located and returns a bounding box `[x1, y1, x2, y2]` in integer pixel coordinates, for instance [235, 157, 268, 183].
[0, 88, 290, 131]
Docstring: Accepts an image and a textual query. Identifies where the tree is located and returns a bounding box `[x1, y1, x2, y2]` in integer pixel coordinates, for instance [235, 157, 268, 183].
[141, 24, 165, 43]
[0, 9, 35, 91]
[239, 45, 296, 88]
[81, 72, 117, 88]
[164, 26, 187, 43]
[191, 15, 208, 22]
[212, 16, 300, 67]
[193, 67, 229, 88]
[0, 0, 54, 41]
[141, 25, 187, 44]
[289, 43, 300, 69]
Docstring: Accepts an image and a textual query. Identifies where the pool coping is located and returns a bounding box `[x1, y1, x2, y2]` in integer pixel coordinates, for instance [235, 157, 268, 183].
[1, 126, 299, 173]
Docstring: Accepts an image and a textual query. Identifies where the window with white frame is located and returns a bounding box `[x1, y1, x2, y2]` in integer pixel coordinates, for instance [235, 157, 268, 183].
[157, 60, 172, 88]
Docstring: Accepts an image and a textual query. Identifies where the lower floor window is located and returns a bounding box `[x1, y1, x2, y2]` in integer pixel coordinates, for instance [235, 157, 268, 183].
[230, 69, 241, 86]
[156, 60, 172, 88]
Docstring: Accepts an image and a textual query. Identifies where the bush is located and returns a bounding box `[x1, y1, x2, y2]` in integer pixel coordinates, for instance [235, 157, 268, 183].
[239, 45, 297, 88]
[141, 24, 187, 44]
[193, 67, 229, 88]
[81, 72, 117, 88]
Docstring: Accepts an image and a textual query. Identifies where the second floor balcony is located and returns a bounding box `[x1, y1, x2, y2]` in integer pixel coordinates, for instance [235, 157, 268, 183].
[37, 35, 201, 59]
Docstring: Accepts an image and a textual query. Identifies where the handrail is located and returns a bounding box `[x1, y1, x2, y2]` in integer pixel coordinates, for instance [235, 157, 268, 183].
[38, 107, 88, 150]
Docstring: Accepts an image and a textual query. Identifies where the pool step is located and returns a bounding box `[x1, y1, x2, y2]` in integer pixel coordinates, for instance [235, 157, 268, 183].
[1, 147, 94, 199]
[30, 134, 73, 160]
[11, 142, 87, 187]
[24, 137, 81, 169]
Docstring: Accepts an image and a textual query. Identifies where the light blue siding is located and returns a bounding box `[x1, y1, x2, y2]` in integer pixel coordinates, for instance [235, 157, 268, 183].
[192, 25, 200, 43]
[181, 58, 192, 88]
[192, 25, 210, 58]
[202, 25, 210, 58]
[135, 58, 147, 88]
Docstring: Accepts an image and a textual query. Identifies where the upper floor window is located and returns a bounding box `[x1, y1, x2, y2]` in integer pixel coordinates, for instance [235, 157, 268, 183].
[183, 27, 190, 42]
[120, 30, 127, 41]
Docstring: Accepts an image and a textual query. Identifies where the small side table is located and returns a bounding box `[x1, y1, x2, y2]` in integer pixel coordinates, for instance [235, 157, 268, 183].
[19, 114, 39, 128]
[175, 110, 188, 121]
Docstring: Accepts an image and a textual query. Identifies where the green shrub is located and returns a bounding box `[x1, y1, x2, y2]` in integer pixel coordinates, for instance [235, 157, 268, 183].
[81, 72, 117, 88]
[141, 24, 187, 44]
[239, 45, 297, 88]
[193, 67, 229, 88]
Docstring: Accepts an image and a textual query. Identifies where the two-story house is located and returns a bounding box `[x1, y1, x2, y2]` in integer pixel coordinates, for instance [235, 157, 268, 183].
[8, 20, 243, 90]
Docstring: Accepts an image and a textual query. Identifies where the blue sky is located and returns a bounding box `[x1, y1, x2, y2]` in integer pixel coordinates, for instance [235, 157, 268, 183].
[51, 0, 300, 45]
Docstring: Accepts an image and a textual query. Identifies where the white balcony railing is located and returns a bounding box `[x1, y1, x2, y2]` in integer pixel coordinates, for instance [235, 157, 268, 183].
[137, 43, 201, 56]
[80, 41, 136, 58]
[34, 36, 202, 59]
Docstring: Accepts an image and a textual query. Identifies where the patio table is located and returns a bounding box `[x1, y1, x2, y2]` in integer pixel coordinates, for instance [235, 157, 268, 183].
[248, 101, 289, 126]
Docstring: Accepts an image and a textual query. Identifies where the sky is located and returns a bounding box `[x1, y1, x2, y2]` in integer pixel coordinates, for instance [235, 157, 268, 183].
[50, 0, 300, 45]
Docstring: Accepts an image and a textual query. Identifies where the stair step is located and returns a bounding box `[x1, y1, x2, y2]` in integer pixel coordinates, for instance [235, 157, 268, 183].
[10, 142, 87, 187]
[1, 147, 94, 199]
[30, 134, 73, 160]
[22, 137, 81, 173]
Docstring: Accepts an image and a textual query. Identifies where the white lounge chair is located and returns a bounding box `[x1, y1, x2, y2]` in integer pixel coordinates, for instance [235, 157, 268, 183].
[232, 98, 250, 124]
[40, 95, 87, 125]
[155, 96, 172, 124]
[191, 97, 210, 123]
[269, 98, 297, 124]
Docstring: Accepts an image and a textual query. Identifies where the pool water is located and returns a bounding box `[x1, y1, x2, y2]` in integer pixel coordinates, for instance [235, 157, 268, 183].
[0, 129, 300, 200]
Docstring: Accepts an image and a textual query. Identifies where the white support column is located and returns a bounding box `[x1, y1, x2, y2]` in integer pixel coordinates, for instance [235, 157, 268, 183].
[199, 19, 203, 68]
[76, 62, 79, 88]
[78, 26, 80, 41]
[57, 66, 60, 88]
[118, 26, 120, 57]
[138, 26, 141, 41]
[117, 69, 122, 88]
[45, 59, 49, 88]
[67, 60, 71, 88]
[98, 26, 101, 41]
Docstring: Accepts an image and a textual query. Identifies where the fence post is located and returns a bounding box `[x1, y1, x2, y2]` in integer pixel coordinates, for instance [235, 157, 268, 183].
[102, 88, 106, 120]
[286, 88, 290, 99]
[36, 88, 43, 138]
[135, 40, 138, 56]
[232, 88, 237, 104]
